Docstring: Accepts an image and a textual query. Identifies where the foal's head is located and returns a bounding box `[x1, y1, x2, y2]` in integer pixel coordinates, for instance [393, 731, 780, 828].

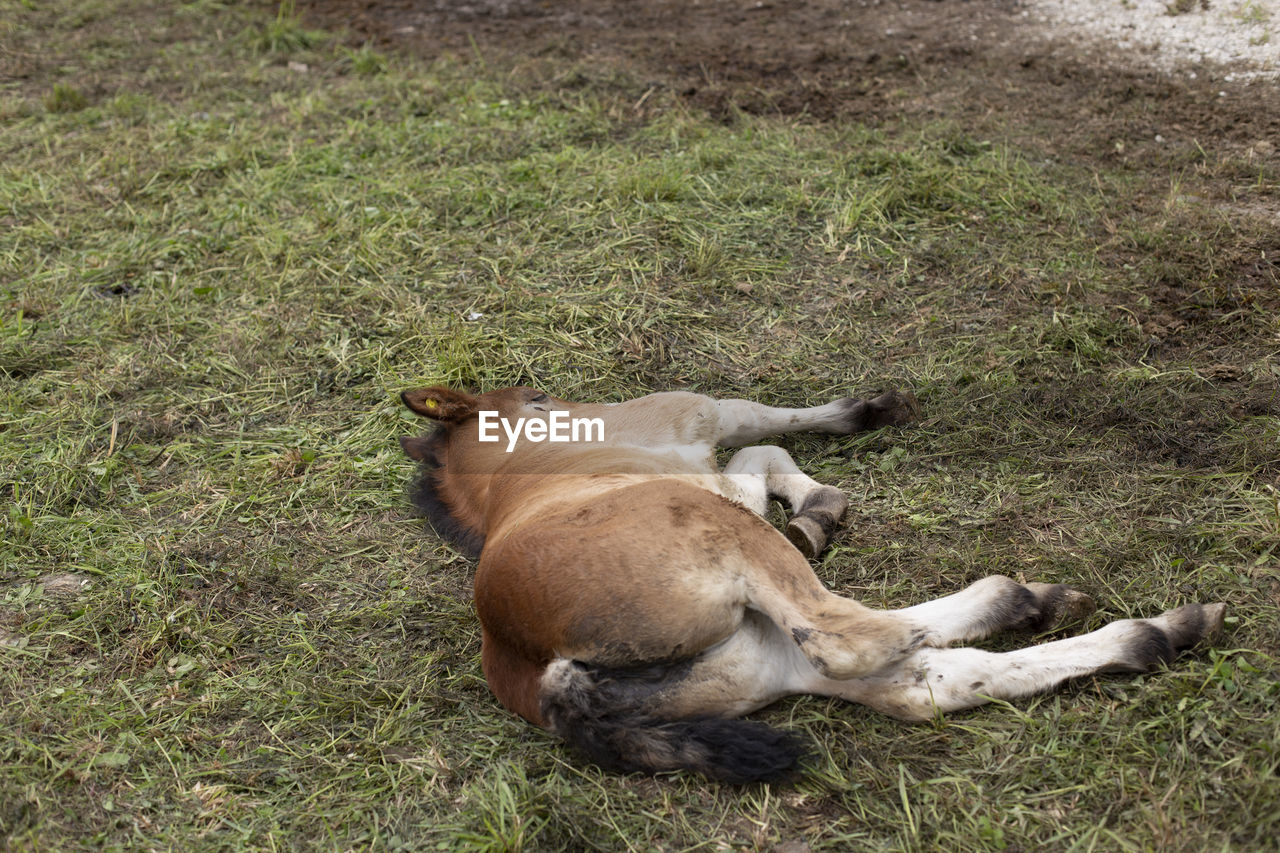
[398, 385, 561, 465]
[398, 385, 570, 555]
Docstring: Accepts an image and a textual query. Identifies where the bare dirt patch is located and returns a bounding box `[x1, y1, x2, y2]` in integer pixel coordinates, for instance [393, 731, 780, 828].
[299, 2, 1280, 328]
[299, 0, 1280, 160]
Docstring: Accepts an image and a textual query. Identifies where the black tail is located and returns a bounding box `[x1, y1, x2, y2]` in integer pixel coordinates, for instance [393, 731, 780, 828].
[539, 659, 807, 784]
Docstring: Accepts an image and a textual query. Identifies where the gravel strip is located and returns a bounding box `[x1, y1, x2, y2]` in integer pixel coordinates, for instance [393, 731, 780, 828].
[1027, 0, 1279, 79]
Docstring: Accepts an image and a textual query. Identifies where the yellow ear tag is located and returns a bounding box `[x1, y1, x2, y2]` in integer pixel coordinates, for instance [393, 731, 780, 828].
[422, 398, 438, 410]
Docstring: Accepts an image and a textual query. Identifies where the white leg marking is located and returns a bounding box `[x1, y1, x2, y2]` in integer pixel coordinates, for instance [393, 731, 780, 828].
[816, 605, 1224, 720]
[892, 576, 1032, 646]
[722, 445, 830, 512]
[714, 399, 851, 447]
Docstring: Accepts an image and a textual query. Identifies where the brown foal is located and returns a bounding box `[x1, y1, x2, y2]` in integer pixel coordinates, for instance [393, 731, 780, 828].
[399, 385, 1225, 782]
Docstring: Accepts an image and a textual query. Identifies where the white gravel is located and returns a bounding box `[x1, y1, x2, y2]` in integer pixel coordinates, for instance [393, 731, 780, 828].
[1026, 0, 1279, 79]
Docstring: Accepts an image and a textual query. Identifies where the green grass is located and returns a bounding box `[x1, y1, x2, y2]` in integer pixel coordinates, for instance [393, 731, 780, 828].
[2, 0, 1279, 849]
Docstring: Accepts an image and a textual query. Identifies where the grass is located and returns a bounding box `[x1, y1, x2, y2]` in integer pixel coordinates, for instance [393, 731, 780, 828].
[2, 0, 1278, 849]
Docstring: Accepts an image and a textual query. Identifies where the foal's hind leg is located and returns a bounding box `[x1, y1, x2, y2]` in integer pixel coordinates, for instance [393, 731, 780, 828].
[722, 446, 848, 557]
[747, 571, 1094, 686]
[893, 576, 1098, 646]
[714, 390, 920, 447]
[826, 603, 1227, 720]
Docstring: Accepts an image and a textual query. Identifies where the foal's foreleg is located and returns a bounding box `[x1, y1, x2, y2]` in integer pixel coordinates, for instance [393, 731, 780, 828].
[828, 603, 1226, 720]
[714, 390, 919, 447]
[722, 446, 848, 556]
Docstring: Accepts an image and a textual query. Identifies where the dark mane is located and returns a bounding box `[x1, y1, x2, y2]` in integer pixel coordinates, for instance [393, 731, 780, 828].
[407, 428, 486, 559]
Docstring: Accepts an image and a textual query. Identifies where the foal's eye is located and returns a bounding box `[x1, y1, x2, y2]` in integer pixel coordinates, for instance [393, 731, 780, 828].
[530, 393, 549, 403]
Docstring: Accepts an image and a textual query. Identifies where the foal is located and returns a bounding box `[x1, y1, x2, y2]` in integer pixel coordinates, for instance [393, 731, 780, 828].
[400, 385, 1225, 783]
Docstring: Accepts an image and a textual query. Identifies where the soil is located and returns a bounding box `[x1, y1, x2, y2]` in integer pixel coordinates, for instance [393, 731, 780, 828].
[298, 0, 1280, 165]
[298, 0, 1280, 374]
[294, 0, 1280, 487]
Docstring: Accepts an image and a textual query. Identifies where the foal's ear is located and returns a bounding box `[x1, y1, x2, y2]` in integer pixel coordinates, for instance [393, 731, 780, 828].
[400, 386, 480, 423]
